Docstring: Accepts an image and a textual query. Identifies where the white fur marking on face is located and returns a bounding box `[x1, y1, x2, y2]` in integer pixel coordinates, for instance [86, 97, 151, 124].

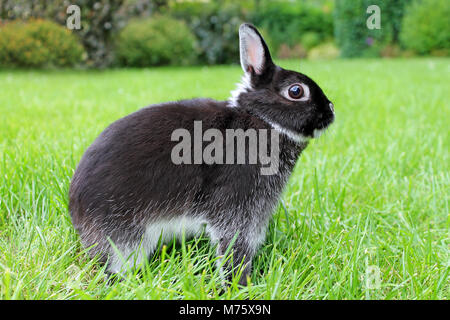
[228, 73, 252, 108]
[240, 26, 265, 74]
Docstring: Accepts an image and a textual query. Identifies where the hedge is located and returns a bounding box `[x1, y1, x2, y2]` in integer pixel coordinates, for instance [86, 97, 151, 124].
[0, 19, 84, 68]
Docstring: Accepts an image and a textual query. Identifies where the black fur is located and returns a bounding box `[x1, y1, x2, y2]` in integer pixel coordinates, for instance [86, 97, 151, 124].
[69, 23, 334, 285]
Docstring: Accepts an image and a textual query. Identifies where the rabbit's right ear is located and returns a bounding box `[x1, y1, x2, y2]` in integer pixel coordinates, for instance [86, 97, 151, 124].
[239, 23, 274, 76]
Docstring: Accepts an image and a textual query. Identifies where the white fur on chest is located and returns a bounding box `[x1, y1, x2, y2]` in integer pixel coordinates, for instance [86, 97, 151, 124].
[108, 215, 208, 273]
[143, 216, 207, 248]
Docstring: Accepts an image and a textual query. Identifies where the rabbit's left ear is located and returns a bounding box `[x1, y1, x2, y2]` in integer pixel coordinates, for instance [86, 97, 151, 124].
[239, 24, 274, 76]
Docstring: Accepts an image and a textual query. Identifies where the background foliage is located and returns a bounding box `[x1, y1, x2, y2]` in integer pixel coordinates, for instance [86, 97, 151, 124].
[115, 15, 197, 67]
[250, 1, 334, 56]
[168, 1, 246, 65]
[0, 0, 448, 67]
[334, 0, 412, 57]
[0, 0, 157, 67]
[399, 0, 450, 55]
[0, 19, 84, 67]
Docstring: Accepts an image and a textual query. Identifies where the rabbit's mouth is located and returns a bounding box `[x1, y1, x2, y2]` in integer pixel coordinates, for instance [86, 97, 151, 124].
[313, 127, 327, 138]
[313, 113, 335, 138]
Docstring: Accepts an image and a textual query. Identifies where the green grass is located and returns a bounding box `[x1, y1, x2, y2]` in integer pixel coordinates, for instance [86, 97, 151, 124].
[0, 58, 449, 299]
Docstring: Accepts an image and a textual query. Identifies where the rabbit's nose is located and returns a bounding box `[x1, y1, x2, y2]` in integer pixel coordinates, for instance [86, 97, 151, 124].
[329, 102, 334, 113]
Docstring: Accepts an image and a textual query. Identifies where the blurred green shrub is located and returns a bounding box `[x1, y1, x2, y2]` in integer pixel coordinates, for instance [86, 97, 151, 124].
[168, 2, 245, 64]
[334, 0, 411, 57]
[301, 32, 322, 51]
[115, 15, 197, 67]
[400, 0, 450, 55]
[250, 1, 333, 56]
[307, 42, 340, 60]
[0, 19, 84, 68]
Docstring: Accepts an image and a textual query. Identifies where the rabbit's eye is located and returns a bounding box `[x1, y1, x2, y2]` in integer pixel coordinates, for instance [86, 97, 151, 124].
[282, 83, 310, 102]
[288, 85, 303, 99]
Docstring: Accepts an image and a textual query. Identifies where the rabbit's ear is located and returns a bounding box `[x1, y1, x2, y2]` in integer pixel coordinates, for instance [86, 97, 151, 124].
[239, 24, 274, 76]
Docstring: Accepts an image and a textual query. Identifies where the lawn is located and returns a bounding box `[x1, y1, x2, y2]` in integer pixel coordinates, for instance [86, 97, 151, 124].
[0, 58, 448, 299]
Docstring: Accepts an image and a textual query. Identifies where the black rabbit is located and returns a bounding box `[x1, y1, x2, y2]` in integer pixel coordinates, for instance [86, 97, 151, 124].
[69, 23, 335, 285]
